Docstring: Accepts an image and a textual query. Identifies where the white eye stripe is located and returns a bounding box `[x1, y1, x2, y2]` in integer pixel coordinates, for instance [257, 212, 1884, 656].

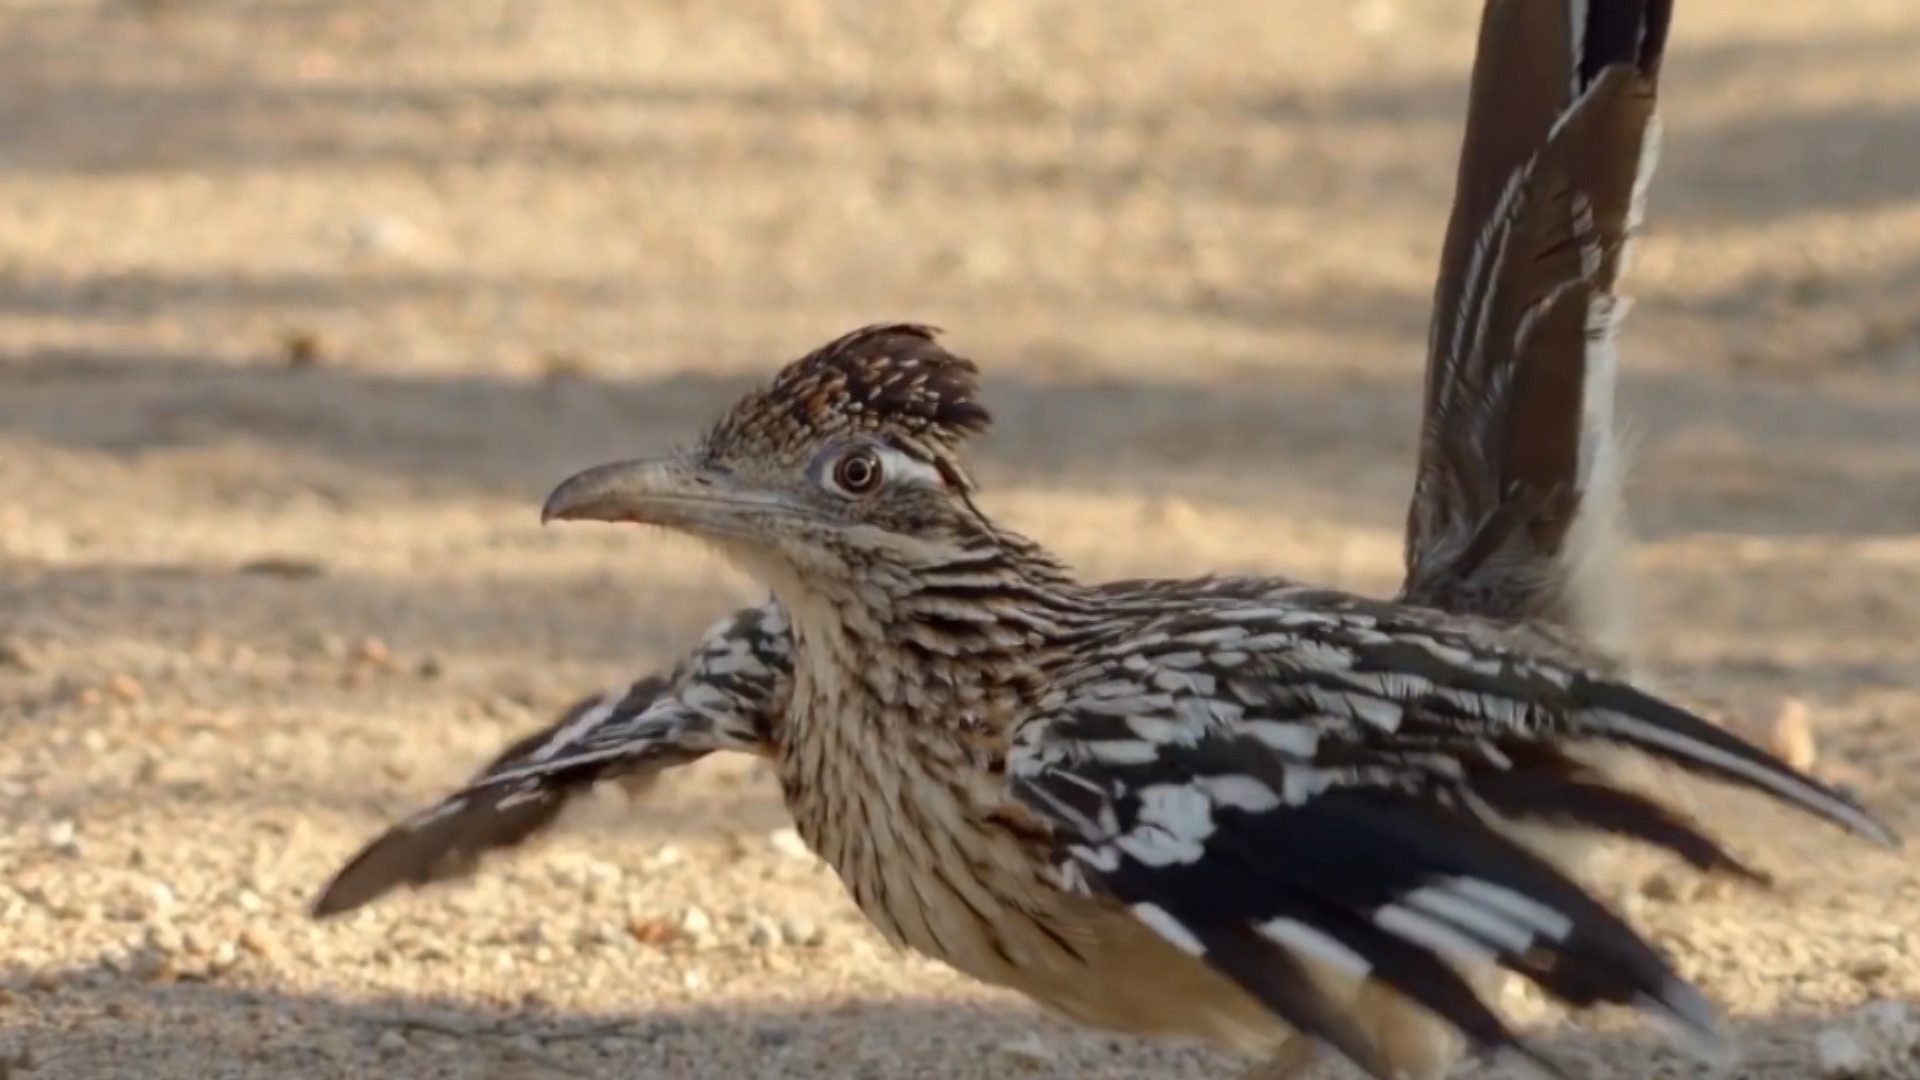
[871, 444, 947, 488]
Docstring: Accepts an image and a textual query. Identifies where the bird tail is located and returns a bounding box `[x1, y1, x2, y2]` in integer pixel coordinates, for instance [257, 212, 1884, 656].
[1400, 0, 1672, 664]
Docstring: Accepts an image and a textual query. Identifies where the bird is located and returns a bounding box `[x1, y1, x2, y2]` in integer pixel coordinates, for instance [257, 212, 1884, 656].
[515, 321, 1894, 1080]
[302, 3, 1896, 1077]
[314, 0, 1681, 926]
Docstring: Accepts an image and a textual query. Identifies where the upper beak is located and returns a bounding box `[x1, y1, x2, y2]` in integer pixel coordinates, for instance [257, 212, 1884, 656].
[540, 455, 785, 533]
[542, 455, 708, 525]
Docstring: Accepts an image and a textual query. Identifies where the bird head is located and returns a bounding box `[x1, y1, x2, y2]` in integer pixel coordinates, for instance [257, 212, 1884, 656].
[541, 323, 1007, 591]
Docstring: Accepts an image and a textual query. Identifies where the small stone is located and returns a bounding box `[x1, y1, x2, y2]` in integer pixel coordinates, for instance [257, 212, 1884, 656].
[766, 828, 813, 861]
[504, 1033, 543, 1057]
[1859, 1000, 1914, 1038]
[646, 844, 683, 868]
[681, 968, 705, 990]
[238, 926, 276, 958]
[0, 636, 36, 670]
[1765, 697, 1817, 772]
[234, 888, 264, 913]
[128, 947, 173, 981]
[281, 329, 327, 368]
[746, 917, 781, 948]
[45, 820, 80, 856]
[346, 214, 417, 256]
[353, 637, 393, 668]
[239, 555, 326, 580]
[538, 351, 595, 381]
[627, 916, 677, 946]
[1849, 957, 1891, 983]
[207, 941, 240, 973]
[994, 1034, 1056, 1069]
[1638, 868, 1696, 903]
[1814, 1028, 1870, 1077]
[106, 674, 144, 702]
[144, 924, 184, 955]
[779, 917, 824, 947]
[374, 1029, 409, 1055]
[678, 906, 714, 936]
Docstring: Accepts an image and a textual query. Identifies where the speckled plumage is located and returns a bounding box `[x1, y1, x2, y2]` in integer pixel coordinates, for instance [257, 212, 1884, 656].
[501, 323, 1891, 1080]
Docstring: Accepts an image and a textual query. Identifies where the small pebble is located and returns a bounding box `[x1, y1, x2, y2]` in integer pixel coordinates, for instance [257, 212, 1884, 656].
[1638, 868, 1696, 904]
[678, 906, 714, 936]
[208, 941, 240, 973]
[746, 917, 781, 948]
[281, 329, 327, 367]
[128, 947, 173, 982]
[374, 1029, 409, 1056]
[144, 924, 184, 955]
[995, 1034, 1056, 1069]
[1859, 999, 1913, 1035]
[1814, 1028, 1870, 1077]
[238, 926, 276, 958]
[45, 820, 80, 857]
[753, 1025, 794, 1048]
[627, 916, 677, 946]
[1765, 697, 1817, 772]
[767, 828, 813, 861]
[779, 917, 825, 947]
[0, 636, 36, 670]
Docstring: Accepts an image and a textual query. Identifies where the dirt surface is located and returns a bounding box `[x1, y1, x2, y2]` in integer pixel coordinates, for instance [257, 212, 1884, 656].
[2, 0, 1919, 1077]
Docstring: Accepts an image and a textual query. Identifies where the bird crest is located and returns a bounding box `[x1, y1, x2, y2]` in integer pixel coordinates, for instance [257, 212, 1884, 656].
[704, 323, 992, 487]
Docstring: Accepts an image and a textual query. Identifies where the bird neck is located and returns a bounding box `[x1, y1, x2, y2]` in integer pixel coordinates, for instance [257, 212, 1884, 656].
[751, 529, 1092, 963]
[747, 527, 1093, 741]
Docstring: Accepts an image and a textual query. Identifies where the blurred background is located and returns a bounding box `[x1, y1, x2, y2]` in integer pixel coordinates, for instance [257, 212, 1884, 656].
[0, 1, 1916, 1078]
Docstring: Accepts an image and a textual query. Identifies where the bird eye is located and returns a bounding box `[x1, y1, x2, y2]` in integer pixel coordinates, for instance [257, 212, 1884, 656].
[831, 447, 884, 495]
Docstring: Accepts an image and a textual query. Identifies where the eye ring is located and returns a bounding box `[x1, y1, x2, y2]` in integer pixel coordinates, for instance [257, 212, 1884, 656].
[832, 447, 884, 495]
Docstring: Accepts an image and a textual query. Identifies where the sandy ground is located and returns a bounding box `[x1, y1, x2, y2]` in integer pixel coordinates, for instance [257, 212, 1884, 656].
[2, 0, 1919, 1077]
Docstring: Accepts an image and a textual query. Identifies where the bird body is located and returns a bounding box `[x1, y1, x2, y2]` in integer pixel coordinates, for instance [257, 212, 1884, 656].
[514, 323, 1896, 1080]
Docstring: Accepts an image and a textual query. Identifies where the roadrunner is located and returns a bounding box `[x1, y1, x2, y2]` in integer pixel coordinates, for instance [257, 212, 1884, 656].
[309, 2, 1903, 1076]
[317, 0, 1677, 914]
[440, 325, 1894, 1080]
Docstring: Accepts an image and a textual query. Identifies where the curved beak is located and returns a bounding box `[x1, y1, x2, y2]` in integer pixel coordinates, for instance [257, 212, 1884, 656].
[540, 455, 792, 536]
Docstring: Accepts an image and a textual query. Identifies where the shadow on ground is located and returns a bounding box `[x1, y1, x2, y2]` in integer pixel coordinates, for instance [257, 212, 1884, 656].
[5, 346, 1920, 543]
[2, 968, 1912, 1080]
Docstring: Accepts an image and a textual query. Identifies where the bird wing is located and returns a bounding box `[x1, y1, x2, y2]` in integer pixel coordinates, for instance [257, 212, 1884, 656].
[1403, 0, 1671, 643]
[309, 602, 791, 918]
[1008, 595, 1898, 1077]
